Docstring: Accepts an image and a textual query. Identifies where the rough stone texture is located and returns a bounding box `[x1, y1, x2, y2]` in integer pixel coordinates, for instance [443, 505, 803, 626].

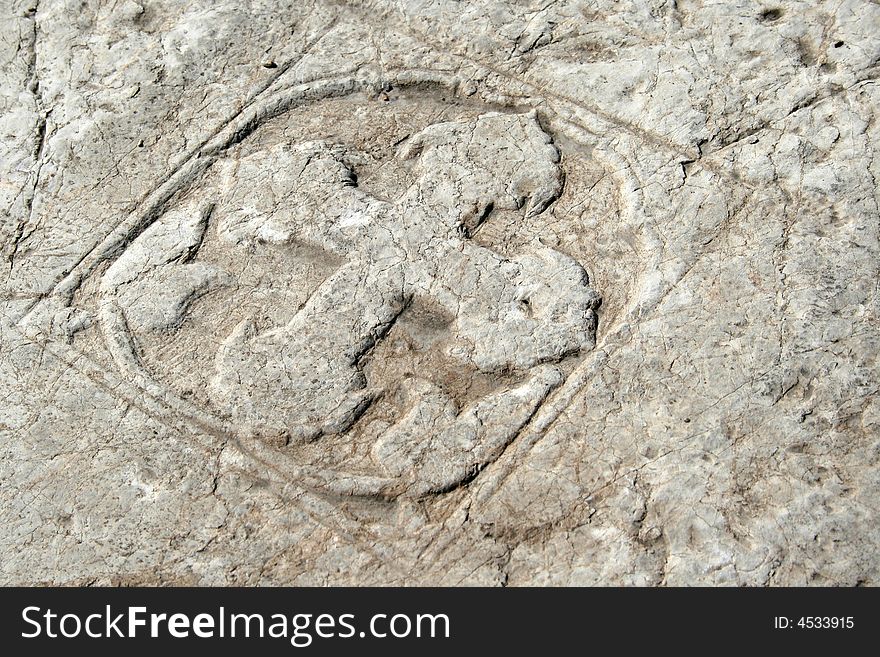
[1, 0, 878, 586]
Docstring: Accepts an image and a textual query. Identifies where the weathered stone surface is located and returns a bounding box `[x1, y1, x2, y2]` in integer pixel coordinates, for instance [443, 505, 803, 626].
[1, 0, 878, 585]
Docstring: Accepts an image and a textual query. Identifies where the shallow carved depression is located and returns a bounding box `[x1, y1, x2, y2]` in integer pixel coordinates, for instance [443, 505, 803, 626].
[70, 83, 621, 500]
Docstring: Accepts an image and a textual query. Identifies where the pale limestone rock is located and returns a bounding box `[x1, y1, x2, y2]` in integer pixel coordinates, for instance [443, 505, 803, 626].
[1, 0, 878, 586]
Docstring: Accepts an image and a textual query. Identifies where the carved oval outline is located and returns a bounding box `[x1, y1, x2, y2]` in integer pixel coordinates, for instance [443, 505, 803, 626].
[32, 67, 648, 500]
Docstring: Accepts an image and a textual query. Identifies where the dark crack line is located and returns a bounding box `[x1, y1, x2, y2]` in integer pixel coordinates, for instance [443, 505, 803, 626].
[9, 2, 46, 276]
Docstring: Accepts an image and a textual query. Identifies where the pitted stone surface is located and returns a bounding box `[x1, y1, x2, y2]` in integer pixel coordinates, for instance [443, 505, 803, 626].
[1, 0, 878, 586]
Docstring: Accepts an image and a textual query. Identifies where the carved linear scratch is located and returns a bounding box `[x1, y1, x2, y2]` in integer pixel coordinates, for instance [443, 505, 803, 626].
[12, 18, 342, 324]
